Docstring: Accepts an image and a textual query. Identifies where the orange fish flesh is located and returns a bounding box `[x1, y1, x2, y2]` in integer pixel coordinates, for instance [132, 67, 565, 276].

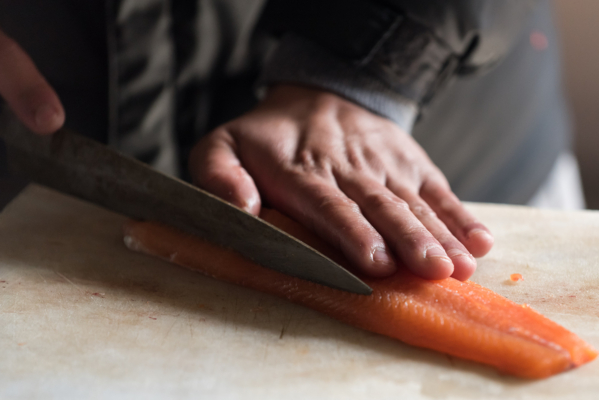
[122, 209, 597, 379]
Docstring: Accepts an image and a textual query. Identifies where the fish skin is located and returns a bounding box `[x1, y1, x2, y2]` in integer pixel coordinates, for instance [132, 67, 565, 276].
[122, 209, 597, 379]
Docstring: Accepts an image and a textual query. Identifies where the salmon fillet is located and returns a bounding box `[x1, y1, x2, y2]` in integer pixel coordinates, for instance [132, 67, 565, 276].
[122, 209, 597, 379]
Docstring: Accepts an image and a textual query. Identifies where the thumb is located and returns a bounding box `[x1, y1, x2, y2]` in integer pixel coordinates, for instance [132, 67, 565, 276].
[0, 28, 65, 134]
[190, 129, 261, 215]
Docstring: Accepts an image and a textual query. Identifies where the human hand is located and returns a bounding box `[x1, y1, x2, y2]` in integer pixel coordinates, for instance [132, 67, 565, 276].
[0, 28, 64, 134]
[190, 85, 493, 281]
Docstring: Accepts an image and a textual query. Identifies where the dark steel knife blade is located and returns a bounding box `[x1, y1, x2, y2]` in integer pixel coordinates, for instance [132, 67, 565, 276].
[0, 109, 372, 295]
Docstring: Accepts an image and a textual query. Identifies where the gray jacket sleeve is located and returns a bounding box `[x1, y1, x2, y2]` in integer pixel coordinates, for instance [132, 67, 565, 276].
[258, 34, 418, 130]
[256, 0, 537, 130]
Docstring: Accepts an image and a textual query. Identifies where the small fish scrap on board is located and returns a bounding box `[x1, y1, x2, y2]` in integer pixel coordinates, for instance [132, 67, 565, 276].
[123, 209, 597, 379]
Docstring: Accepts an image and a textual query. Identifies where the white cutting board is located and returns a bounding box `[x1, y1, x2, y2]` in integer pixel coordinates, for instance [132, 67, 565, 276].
[0, 185, 598, 400]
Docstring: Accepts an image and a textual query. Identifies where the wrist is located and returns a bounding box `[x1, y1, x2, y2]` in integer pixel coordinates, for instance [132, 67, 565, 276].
[258, 34, 418, 132]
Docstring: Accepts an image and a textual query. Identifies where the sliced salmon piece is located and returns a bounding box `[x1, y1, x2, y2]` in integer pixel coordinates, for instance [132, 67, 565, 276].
[122, 209, 597, 379]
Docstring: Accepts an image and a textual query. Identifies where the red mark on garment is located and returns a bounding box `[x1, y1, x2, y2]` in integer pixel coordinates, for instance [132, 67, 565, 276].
[91, 292, 105, 298]
[510, 273, 524, 282]
[530, 31, 548, 51]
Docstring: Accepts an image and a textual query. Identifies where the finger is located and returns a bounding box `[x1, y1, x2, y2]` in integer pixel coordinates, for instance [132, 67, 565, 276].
[388, 184, 477, 281]
[190, 129, 261, 215]
[338, 176, 454, 280]
[420, 179, 494, 257]
[264, 174, 397, 277]
[0, 29, 64, 134]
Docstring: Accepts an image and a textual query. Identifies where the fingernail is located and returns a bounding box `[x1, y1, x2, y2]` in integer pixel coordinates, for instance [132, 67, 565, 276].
[468, 228, 493, 241]
[425, 246, 450, 261]
[35, 104, 60, 130]
[373, 248, 394, 265]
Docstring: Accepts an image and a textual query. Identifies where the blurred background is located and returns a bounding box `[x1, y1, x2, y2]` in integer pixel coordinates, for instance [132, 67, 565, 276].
[556, 0, 599, 209]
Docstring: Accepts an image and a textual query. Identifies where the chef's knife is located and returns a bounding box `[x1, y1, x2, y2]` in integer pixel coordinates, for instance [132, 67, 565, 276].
[0, 109, 372, 295]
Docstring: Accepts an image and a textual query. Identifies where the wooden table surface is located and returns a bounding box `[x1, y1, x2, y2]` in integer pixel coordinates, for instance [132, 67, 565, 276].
[1, 185, 598, 399]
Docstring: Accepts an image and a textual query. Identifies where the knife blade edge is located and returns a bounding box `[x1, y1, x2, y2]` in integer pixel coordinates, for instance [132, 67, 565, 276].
[0, 109, 373, 295]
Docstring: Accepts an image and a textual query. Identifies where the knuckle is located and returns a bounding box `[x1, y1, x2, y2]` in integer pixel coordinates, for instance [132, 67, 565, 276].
[338, 226, 377, 253]
[297, 150, 316, 169]
[345, 145, 364, 170]
[352, 237, 379, 257]
[295, 150, 334, 177]
[311, 193, 380, 252]
[397, 227, 431, 251]
[316, 193, 360, 215]
[363, 192, 409, 213]
[410, 202, 437, 219]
